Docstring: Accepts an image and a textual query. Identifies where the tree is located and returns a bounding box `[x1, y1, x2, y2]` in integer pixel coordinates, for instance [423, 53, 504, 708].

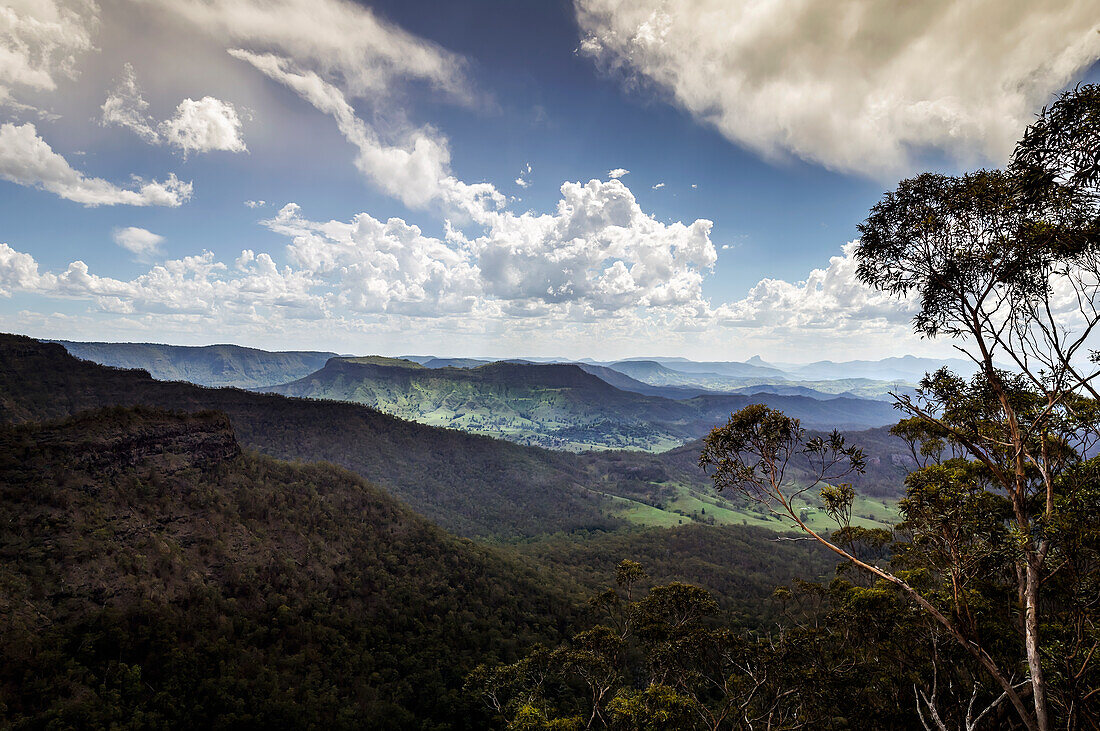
[698, 404, 1037, 727]
[850, 85, 1100, 730]
[693, 86, 1100, 730]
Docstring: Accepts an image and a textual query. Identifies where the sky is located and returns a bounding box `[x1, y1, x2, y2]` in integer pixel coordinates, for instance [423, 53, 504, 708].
[1, 0, 1099, 361]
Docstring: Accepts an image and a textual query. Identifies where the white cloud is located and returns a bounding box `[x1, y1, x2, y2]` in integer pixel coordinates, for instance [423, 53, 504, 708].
[576, 0, 1100, 176]
[99, 63, 158, 143]
[264, 203, 482, 316]
[0, 172, 721, 332]
[159, 96, 247, 154]
[466, 178, 716, 312]
[0, 242, 324, 319]
[0, 122, 192, 206]
[515, 162, 532, 188]
[101, 65, 246, 154]
[0, 230, 932, 358]
[245, 199, 266, 208]
[230, 49, 502, 217]
[608, 168, 629, 179]
[714, 242, 916, 334]
[112, 226, 164, 258]
[652, 182, 664, 189]
[143, 0, 475, 103]
[261, 178, 717, 316]
[0, 0, 98, 109]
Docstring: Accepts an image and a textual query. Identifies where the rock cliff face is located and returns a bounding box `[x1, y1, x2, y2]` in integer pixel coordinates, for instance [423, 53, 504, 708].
[2, 406, 241, 478]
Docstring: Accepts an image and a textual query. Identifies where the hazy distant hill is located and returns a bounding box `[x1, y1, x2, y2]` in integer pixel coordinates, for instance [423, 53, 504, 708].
[626, 357, 790, 379]
[606, 359, 910, 400]
[572, 362, 713, 398]
[55, 340, 339, 389]
[728, 383, 844, 400]
[782, 355, 981, 382]
[261, 357, 900, 450]
[604, 359, 739, 387]
[398, 357, 712, 399]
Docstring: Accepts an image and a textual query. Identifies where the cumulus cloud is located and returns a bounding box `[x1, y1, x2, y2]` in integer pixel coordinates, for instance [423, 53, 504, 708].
[0, 228, 930, 357]
[465, 178, 716, 312]
[0, 122, 192, 206]
[244, 199, 266, 208]
[652, 182, 664, 189]
[262, 178, 717, 315]
[101, 64, 247, 153]
[263, 203, 482, 316]
[112, 226, 164, 258]
[576, 0, 1100, 176]
[608, 168, 629, 179]
[714, 242, 916, 334]
[143, 0, 475, 103]
[0, 172, 721, 333]
[0, 0, 97, 109]
[159, 96, 247, 154]
[0, 242, 323, 319]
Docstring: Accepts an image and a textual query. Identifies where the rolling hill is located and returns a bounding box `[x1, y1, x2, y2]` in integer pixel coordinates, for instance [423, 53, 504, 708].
[2, 335, 621, 538]
[55, 340, 340, 389]
[260, 357, 902, 450]
[0, 335, 911, 538]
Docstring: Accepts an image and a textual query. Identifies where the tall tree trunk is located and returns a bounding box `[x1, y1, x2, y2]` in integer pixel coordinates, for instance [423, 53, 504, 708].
[1025, 559, 1051, 730]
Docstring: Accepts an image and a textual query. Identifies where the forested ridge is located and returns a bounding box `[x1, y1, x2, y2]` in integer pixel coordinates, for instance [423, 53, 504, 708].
[0, 336, 912, 539]
[0, 373, 833, 727]
[0, 406, 584, 727]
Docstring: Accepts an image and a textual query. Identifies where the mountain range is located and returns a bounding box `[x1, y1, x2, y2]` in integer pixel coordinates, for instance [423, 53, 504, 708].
[0, 332, 914, 724]
[259, 356, 901, 450]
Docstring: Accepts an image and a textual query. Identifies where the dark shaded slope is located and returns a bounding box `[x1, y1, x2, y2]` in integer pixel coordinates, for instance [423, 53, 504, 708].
[0, 335, 617, 538]
[54, 340, 339, 389]
[0, 406, 577, 727]
[515, 524, 835, 621]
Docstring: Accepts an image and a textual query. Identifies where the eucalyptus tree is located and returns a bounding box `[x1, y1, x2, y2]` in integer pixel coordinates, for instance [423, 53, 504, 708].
[850, 86, 1100, 731]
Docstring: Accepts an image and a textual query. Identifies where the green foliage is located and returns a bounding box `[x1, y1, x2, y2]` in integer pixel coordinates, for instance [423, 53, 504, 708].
[0, 407, 580, 728]
[261, 358, 898, 452]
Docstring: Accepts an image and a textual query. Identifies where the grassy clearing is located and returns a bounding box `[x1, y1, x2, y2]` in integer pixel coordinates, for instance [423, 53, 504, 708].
[607, 482, 899, 534]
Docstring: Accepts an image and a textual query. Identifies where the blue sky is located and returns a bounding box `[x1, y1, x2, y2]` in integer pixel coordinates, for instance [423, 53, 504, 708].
[1, 0, 1099, 361]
